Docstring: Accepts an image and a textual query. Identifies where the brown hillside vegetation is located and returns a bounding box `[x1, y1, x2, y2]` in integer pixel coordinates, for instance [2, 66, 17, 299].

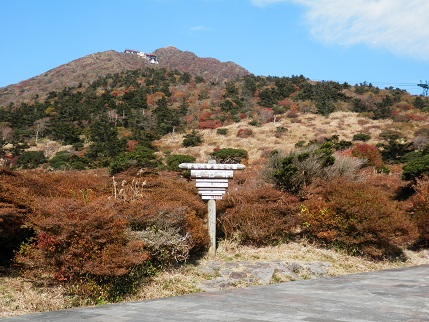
[155, 111, 399, 162]
[1, 165, 429, 317]
[0, 46, 249, 107]
[154, 46, 250, 83]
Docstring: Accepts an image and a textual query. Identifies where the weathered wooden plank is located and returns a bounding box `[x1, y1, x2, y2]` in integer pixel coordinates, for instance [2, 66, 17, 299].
[198, 190, 226, 195]
[191, 169, 234, 179]
[202, 195, 224, 200]
[196, 182, 229, 188]
[195, 179, 229, 183]
[179, 163, 246, 170]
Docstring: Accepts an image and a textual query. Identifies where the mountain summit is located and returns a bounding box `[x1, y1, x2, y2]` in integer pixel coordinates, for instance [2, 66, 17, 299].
[0, 47, 250, 107]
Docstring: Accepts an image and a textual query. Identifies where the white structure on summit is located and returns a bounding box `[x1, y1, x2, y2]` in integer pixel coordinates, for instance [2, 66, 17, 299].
[124, 49, 159, 64]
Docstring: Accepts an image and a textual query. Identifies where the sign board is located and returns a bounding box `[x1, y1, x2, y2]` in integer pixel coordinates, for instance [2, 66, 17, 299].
[179, 163, 246, 170]
[179, 161, 246, 255]
[196, 181, 229, 188]
[191, 170, 233, 179]
[197, 187, 226, 191]
[201, 195, 224, 200]
[198, 190, 225, 196]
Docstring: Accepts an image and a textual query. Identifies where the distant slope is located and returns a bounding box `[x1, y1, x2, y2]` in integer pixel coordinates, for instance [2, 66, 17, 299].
[155, 46, 250, 83]
[0, 47, 251, 107]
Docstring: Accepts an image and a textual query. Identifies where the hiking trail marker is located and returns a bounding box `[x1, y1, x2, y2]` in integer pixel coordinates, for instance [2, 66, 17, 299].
[179, 160, 246, 255]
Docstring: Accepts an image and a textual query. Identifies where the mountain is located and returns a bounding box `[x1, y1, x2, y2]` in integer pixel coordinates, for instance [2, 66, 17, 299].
[154, 46, 250, 83]
[0, 46, 250, 107]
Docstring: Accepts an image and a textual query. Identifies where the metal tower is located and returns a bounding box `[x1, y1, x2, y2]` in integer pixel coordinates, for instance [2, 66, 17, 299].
[417, 80, 429, 96]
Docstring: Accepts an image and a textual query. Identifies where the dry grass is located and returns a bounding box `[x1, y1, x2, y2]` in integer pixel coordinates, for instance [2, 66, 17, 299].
[211, 240, 429, 275]
[154, 112, 416, 164]
[0, 270, 69, 318]
[2, 240, 428, 318]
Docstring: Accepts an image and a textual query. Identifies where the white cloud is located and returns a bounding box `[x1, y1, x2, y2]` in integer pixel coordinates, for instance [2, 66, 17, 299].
[252, 0, 429, 61]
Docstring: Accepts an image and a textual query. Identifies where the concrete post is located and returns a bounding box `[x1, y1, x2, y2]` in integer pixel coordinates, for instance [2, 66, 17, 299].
[208, 198, 216, 256]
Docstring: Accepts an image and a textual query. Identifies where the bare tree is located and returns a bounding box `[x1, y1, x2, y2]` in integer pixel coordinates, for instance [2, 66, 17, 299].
[0, 122, 13, 141]
[33, 118, 49, 145]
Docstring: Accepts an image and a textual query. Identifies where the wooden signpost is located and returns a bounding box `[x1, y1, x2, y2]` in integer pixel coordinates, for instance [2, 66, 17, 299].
[179, 161, 246, 255]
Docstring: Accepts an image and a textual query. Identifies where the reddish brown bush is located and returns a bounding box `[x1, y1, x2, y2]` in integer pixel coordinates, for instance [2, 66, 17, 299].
[349, 143, 383, 168]
[218, 176, 301, 245]
[197, 119, 222, 129]
[16, 197, 150, 282]
[0, 168, 70, 265]
[408, 177, 429, 247]
[302, 178, 418, 260]
[0, 203, 33, 265]
[4, 169, 209, 302]
[236, 128, 253, 138]
[114, 174, 209, 256]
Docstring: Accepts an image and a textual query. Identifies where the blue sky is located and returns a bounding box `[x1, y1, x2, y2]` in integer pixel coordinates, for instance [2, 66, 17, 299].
[1, 0, 428, 94]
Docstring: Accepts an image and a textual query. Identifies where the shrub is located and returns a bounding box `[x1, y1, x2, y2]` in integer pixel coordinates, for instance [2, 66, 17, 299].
[218, 180, 301, 245]
[378, 130, 413, 163]
[353, 133, 371, 142]
[248, 120, 261, 126]
[109, 145, 160, 175]
[216, 128, 228, 136]
[197, 120, 222, 129]
[408, 177, 429, 248]
[165, 154, 195, 171]
[295, 140, 306, 148]
[413, 127, 429, 150]
[274, 126, 288, 138]
[49, 151, 90, 170]
[16, 151, 46, 169]
[301, 179, 418, 260]
[350, 143, 383, 169]
[210, 148, 248, 164]
[402, 155, 429, 181]
[182, 130, 203, 147]
[325, 154, 366, 179]
[236, 128, 253, 138]
[0, 206, 33, 266]
[114, 175, 209, 257]
[269, 144, 335, 196]
[15, 197, 151, 301]
[400, 151, 423, 164]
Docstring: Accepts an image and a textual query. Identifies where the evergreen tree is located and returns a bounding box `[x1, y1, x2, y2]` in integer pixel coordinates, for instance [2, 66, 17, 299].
[86, 117, 125, 166]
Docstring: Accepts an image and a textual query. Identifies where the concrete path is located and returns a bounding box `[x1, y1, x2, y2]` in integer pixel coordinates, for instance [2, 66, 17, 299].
[3, 264, 428, 321]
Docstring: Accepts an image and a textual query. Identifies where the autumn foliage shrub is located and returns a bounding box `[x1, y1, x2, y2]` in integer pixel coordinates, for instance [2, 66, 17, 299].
[218, 175, 301, 245]
[236, 128, 253, 138]
[0, 168, 66, 265]
[113, 175, 209, 260]
[349, 143, 383, 168]
[4, 169, 208, 302]
[15, 196, 150, 301]
[197, 119, 222, 129]
[301, 178, 418, 260]
[0, 204, 33, 265]
[408, 177, 429, 247]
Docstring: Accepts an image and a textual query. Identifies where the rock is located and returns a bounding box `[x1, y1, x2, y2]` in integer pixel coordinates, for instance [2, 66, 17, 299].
[197, 260, 331, 291]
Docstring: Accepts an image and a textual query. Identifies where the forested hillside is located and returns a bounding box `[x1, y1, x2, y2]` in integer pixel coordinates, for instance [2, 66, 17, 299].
[1, 52, 429, 173]
[1, 48, 429, 315]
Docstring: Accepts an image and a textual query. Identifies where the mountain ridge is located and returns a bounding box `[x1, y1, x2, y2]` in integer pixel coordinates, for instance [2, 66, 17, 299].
[0, 47, 250, 107]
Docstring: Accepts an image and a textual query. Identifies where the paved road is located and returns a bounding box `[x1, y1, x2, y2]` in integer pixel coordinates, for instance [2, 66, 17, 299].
[3, 264, 428, 321]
